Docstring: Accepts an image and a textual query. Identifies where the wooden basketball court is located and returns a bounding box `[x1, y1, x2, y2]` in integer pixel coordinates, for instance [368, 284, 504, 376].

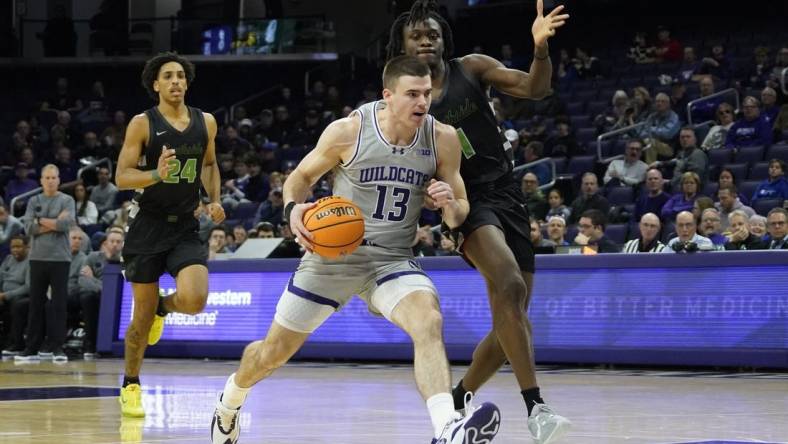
[1, 358, 786, 443]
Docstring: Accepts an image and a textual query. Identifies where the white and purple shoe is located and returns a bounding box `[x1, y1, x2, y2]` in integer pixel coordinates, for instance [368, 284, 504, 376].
[432, 401, 501, 444]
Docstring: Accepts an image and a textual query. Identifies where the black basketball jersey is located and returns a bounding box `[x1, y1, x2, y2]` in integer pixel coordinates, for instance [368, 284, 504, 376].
[428, 58, 512, 190]
[137, 106, 207, 216]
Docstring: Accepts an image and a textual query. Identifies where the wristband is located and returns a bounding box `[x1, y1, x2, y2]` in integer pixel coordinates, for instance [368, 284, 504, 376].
[152, 169, 161, 182]
[534, 51, 549, 61]
[283, 201, 296, 225]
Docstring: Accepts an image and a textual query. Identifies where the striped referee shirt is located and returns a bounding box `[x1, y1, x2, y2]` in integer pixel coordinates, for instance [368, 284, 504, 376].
[623, 238, 667, 253]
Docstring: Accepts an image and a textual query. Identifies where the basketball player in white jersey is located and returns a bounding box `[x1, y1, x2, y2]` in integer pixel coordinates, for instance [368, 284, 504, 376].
[211, 56, 501, 444]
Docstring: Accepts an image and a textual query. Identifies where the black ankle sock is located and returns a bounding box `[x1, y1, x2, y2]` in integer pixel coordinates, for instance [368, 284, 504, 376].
[521, 387, 544, 416]
[156, 295, 169, 317]
[452, 380, 470, 410]
[123, 376, 141, 387]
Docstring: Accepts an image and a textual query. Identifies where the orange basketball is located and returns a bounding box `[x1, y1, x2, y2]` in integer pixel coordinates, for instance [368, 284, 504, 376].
[302, 196, 365, 258]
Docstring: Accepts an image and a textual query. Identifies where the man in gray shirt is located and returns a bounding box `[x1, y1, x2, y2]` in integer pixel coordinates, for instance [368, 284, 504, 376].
[79, 229, 123, 358]
[16, 164, 75, 363]
[655, 127, 709, 189]
[90, 167, 118, 216]
[0, 235, 30, 355]
[0, 204, 24, 254]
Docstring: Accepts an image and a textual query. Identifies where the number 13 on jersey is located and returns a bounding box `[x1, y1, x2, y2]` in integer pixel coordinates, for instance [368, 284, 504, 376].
[372, 185, 411, 222]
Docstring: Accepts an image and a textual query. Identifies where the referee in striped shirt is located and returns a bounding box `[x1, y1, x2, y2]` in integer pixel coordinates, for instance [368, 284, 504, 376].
[623, 213, 667, 253]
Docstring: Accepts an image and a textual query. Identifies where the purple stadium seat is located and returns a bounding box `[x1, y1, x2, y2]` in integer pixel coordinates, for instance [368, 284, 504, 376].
[702, 182, 719, 198]
[604, 224, 628, 244]
[565, 225, 578, 243]
[576, 127, 597, 145]
[752, 198, 785, 217]
[734, 145, 765, 165]
[606, 186, 635, 205]
[567, 156, 596, 176]
[570, 115, 590, 129]
[748, 162, 771, 180]
[708, 149, 733, 167]
[586, 100, 607, 117]
[574, 90, 597, 103]
[739, 180, 761, 202]
[766, 143, 788, 163]
[627, 221, 640, 240]
[566, 101, 585, 116]
[550, 157, 568, 174]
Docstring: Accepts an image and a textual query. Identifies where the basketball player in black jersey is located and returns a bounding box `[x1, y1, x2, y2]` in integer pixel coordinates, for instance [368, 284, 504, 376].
[115, 52, 225, 418]
[389, 2, 571, 443]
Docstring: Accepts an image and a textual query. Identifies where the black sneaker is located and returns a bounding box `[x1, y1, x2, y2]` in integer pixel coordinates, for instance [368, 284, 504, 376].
[52, 347, 68, 363]
[14, 350, 40, 363]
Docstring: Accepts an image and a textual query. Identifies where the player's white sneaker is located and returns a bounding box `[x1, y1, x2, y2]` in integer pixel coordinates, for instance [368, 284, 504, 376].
[211, 395, 241, 444]
[527, 403, 571, 444]
[432, 400, 500, 444]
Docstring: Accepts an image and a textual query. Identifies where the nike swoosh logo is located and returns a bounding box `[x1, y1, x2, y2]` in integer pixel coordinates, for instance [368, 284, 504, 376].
[156, 131, 167, 136]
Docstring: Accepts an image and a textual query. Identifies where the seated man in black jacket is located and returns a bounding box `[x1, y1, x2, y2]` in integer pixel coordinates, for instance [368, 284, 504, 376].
[574, 209, 620, 253]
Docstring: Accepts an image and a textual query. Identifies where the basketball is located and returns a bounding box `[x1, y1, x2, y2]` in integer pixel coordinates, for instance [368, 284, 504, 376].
[302, 196, 365, 258]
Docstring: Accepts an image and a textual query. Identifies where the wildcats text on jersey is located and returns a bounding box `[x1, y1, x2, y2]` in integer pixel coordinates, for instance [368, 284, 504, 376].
[358, 165, 432, 187]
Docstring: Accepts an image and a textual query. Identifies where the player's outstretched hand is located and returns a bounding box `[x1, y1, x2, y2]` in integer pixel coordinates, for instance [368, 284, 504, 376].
[290, 202, 317, 252]
[157, 145, 177, 181]
[427, 179, 454, 209]
[532, 0, 569, 48]
[206, 202, 225, 224]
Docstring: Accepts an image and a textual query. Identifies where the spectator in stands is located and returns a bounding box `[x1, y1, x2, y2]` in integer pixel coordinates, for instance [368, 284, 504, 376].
[238, 118, 255, 143]
[291, 109, 324, 147]
[660, 127, 709, 188]
[243, 156, 269, 203]
[726, 96, 773, 148]
[766, 207, 788, 249]
[654, 26, 682, 62]
[639, 93, 680, 164]
[546, 188, 571, 222]
[66, 228, 86, 334]
[99, 110, 126, 155]
[768, 48, 788, 89]
[716, 167, 750, 205]
[747, 47, 773, 88]
[219, 124, 254, 157]
[698, 44, 732, 81]
[662, 172, 703, 222]
[699, 208, 727, 247]
[222, 160, 251, 210]
[256, 222, 275, 239]
[530, 219, 556, 248]
[232, 225, 248, 250]
[631, 86, 653, 123]
[0, 204, 23, 251]
[724, 210, 766, 250]
[17, 164, 75, 363]
[677, 47, 702, 83]
[54, 148, 77, 185]
[570, 173, 611, 224]
[593, 90, 632, 134]
[716, 184, 755, 230]
[521, 172, 549, 221]
[5, 163, 38, 206]
[324, 85, 344, 119]
[761, 87, 780, 127]
[749, 214, 768, 240]
[752, 159, 788, 203]
[413, 225, 437, 257]
[89, 167, 117, 217]
[78, 229, 123, 358]
[253, 189, 284, 228]
[556, 48, 578, 90]
[208, 226, 229, 260]
[692, 196, 715, 222]
[689, 76, 719, 124]
[623, 213, 666, 253]
[627, 32, 656, 64]
[772, 104, 788, 139]
[269, 222, 303, 258]
[0, 235, 29, 356]
[72, 183, 98, 227]
[546, 215, 569, 246]
[12, 119, 34, 152]
[506, 130, 524, 165]
[254, 109, 275, 143]
[664, 211, 714, 253]
[574, 209, 619, 253]
[544, 120, 580, 158]
[436, 233, 458, 256]
[271, 105, 295, 145]
[604, 139, 648, 188]
[76, 131, 102, 158]
[572, 47, 601, 79]
[701, 103, 736, 151]
[523, 142, 551, 186]
[670, 80, 690, 120]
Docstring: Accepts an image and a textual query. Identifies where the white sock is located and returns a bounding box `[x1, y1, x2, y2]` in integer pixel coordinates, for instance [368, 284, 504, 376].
[427, 393, 460, 437]
[221, 373, 251, 410]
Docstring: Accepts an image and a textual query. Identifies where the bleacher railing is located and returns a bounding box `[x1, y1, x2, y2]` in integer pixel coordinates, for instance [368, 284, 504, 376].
[596, 122, 644, 163]
[512, 157, 558, 191]
[229, 84, 284, 122]
[686, 88, 740, 126]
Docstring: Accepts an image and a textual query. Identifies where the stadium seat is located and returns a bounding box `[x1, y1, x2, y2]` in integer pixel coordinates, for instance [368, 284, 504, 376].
[570, 115, 589, 129]
[739, 180, 761, 201]
[702, 182, 719, 198]
[748, 162, 771, 180]
[766, 143, 788, 163]
[550, 157, 567, 174]
[576, 127, 597, 145]
[605, 224, 628, 244]
[752, 198, 784, 217]
[606, 186, 635, 205]
[734, 145, 765, 165]
[566, 101, 585, 116]
[574, 90, 597, 103]
[722, 163, 748, 183]
[567, 156, 596, 176]
[708, 149, 733, 167]
[233, 202, 259, 220]
[586, 100, 607, 117]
